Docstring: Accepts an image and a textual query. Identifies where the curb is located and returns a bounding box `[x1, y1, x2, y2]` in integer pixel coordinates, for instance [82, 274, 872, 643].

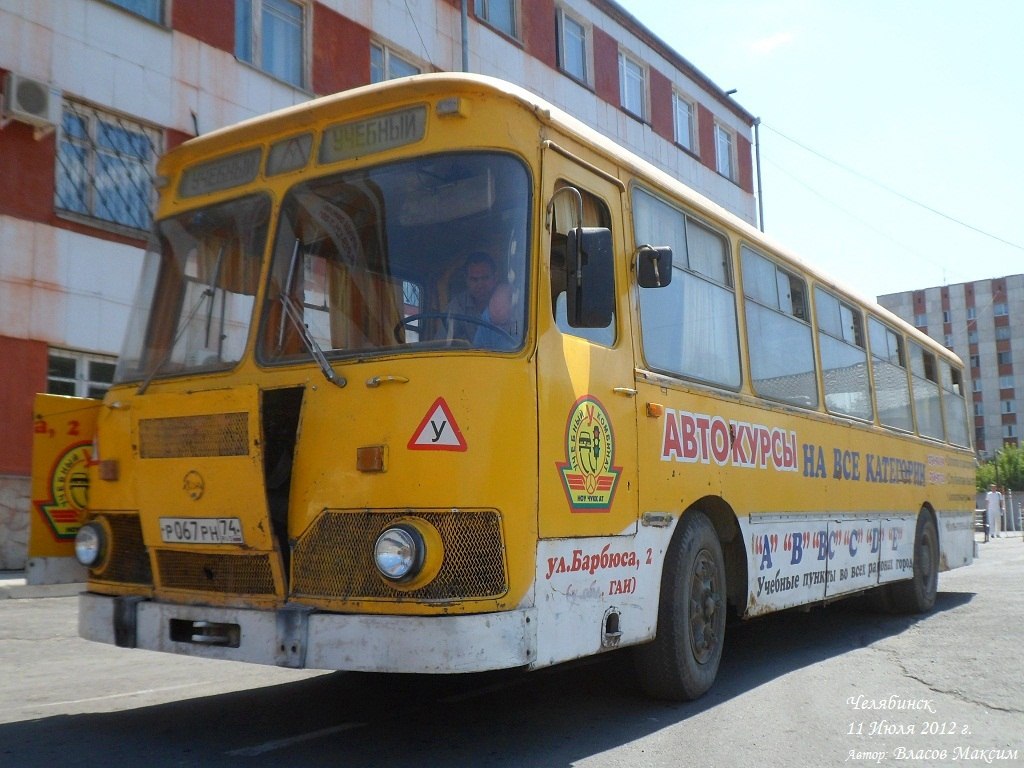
[0, 578, 84, 600]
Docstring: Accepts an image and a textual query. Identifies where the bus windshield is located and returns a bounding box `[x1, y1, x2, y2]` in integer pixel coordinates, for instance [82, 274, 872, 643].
[259, 151, 530, 363]
[116, 195, 271, 384]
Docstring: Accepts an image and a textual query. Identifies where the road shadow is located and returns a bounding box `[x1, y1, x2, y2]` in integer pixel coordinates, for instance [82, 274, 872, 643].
[0, 590, 973, 768]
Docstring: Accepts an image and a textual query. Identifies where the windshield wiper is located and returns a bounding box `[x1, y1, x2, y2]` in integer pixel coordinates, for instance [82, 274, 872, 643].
[278, 292, 347, 389]
[136, 285, 214, 395]
[277, 237, 346, 389]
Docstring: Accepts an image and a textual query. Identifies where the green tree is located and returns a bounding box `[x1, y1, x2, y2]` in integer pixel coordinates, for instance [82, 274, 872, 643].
[976, 445, 1024, 492]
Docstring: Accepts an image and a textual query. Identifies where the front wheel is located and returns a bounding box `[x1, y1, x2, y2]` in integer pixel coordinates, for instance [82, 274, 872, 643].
[634, 510, 726, 701]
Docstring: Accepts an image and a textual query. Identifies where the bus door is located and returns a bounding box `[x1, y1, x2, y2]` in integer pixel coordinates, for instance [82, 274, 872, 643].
[536, 148, 639, 540]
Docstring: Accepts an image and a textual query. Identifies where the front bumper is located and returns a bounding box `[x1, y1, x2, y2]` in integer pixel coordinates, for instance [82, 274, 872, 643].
[79, 592, 535, 673]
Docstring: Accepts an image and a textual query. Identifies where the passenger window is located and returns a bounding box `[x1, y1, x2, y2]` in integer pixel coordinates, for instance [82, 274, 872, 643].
[633, 187, 740, 388]
[941, 361, 970, 447]
[910, 342, 944, 440]
[868, 318, 913, 431]
[815, 287, 871, 421]
[742, 246, 816, 407]
[550, 181, 615, 346]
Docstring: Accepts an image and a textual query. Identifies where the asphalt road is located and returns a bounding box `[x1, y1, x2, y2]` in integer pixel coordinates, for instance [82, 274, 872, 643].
[1, 536, 1022, 768]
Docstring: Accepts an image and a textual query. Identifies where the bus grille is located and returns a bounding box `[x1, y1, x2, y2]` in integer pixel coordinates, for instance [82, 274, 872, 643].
[138, 413, 249, 458]
[291, 510, 507, 602]
[155, 550, 276, 595]
[93, 513, 152, 586]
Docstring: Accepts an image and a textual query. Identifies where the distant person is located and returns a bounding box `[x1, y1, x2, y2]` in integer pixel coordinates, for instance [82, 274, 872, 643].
[986, 483, 1004, 539]
[448, 252, 498, 341]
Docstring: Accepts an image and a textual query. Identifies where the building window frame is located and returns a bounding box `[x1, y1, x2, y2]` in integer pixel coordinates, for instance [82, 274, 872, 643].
[672, 90, 696, 152]
[235, 0, 309, 89]
[105, 0, 165, 24]
[55, 100, 161, 234]
[994, 302, 1009, 317]
[618, 50, 647, 120]
[47, 349, 117, 399]
[370, 41, 422, 83]
[714, 123, 735, 180]
[476, 0, 519, 40]
[556, 7, 590, 85]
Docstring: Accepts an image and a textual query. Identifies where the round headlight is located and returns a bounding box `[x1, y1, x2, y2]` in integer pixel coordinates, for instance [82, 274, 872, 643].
[74, 522, 107, 568]
[373, 525, 424, 582]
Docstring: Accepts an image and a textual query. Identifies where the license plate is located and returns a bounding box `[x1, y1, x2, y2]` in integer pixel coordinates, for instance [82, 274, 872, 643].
[159, 517, 245, 545]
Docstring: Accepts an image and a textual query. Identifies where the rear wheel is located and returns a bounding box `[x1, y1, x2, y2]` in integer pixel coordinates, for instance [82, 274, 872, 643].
[886, 511, 938, 613]
[634, 511, 726, 701]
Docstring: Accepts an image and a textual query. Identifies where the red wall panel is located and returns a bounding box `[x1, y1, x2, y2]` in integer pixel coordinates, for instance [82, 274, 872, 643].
[697, 103, 716, 173]
[522, 0, 556, 68]
[0, 118, 55, 224]
[592, 26, 619, 106]
[737, 133, 753, 193]
[0, 337, 48, 474]
[649, 68, 672, 141]
[172, 0, 234, 53]
[312, 3, 370, 96]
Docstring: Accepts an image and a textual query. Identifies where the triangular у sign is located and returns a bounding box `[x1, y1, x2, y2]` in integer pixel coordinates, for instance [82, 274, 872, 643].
[407, 397, 467, 451]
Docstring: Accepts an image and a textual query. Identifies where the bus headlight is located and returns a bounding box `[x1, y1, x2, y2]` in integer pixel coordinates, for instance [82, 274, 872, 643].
[74, 522, 107, 568]
[374, 525, 424, 582]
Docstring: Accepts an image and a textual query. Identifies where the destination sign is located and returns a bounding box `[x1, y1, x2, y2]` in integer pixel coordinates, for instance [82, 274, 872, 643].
[178, 147, 262, 198]
[319, 105, 427, 164]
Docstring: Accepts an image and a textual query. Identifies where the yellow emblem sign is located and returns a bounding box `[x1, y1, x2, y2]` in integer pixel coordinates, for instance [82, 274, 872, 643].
[557, 395, 621, 511]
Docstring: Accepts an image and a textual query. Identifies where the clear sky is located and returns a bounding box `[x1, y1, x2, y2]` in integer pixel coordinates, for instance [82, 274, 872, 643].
[616, 0, 1024, 302]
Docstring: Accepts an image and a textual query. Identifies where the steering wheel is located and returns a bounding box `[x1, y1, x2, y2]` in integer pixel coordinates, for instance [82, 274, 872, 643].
[394, 311, 516, 345]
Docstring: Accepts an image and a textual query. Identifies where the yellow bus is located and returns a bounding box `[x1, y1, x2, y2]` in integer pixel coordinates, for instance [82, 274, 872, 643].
[70, 73, 975, 701]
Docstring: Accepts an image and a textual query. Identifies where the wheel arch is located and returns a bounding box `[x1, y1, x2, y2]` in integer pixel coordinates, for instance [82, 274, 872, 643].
[682, 495, 747, 616]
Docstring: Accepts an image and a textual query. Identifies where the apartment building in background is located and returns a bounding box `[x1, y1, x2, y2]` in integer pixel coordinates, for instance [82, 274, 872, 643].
[878, 275, 1024, 458]
[0, 0, 757, 568]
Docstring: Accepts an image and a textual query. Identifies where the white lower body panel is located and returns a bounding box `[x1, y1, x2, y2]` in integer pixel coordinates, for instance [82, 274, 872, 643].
[79, 593, 535, 673]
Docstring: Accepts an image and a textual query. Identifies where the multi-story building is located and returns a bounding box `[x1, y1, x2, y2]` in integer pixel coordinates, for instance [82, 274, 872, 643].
[878, 275, 1024, 457]
[0, 0, 756, 568]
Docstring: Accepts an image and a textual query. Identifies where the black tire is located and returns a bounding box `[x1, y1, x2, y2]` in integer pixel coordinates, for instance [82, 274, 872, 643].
[886, 512, 938, 614]
[634, 511, 726, 701]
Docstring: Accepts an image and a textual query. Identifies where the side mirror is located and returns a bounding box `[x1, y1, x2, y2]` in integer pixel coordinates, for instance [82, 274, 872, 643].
[636, 245, 673, 288]
[565, 226, 614, 328]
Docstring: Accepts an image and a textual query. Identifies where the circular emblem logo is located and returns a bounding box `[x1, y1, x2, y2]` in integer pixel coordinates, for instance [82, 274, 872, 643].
[557, 395, 621, 510]
[35, 441, 91, 540]
[183, 470, 205, 501]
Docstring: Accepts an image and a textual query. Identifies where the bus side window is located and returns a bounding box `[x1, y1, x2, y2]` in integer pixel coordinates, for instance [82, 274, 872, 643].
[910, 342, 944, 440]
[742, 246, 817, 407]
[868, 317, 913, 431]
[550, 182, 615, 346]
[632, 186, 741, 389]
[815, 286, 872, 421]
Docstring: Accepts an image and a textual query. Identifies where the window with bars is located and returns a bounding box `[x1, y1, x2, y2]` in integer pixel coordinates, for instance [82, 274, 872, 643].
[48, 349, 117, 399]
[236, 0, 307, 88]
[55, 102, 161, 232]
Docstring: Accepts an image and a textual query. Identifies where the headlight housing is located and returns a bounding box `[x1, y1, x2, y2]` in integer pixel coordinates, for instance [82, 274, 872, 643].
[373, 524, 424, 582]
[74, 521, 108, 568]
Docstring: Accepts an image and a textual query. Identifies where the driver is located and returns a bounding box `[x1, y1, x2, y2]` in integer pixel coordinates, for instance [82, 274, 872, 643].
[448, 252, 498, 341]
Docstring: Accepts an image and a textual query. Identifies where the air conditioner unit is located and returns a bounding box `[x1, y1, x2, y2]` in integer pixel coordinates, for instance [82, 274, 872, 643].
[2, 71, 60, 130]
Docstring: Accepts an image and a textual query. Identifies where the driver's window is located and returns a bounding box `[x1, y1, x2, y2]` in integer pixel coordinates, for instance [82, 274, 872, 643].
[551, 181, 615, 345]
